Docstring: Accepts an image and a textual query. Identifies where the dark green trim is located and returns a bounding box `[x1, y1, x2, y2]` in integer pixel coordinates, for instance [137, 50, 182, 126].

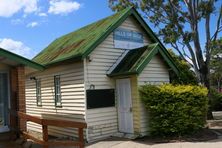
[82, 7, 132, 58]
[131, 9, 179, 73]
[108, 71, 137, 77]
[0, 48, 44, 70]
[136, 45, 179, 75]
[136, 44, 159, 74]
[81, 7, 160, 58]
[81, 7, 179, 75]
[108, 43, 179, 77]
[32, 7, 179, 75]
[44, 54, 82, 67]
[158, 49, 179, 75]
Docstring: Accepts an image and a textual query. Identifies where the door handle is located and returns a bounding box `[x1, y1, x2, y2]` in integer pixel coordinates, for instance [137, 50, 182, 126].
[130, 107, 133, 112]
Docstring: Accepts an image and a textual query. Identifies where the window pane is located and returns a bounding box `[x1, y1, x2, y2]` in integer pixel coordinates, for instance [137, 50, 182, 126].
[36, 79, 42, 106]
[54, 75, 61, 107]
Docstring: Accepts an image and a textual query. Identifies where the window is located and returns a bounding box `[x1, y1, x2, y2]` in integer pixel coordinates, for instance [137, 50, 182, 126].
[54, 75, 62, 107]
[36, 79, 42, 106]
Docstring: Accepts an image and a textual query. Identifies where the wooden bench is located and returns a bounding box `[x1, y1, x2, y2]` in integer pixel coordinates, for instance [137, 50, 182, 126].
[17, 112, 87, 148]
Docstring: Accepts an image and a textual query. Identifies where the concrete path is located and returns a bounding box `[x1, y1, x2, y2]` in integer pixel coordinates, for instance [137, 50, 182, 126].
[0, 139, 222, 148]
[1, 135, 222, 148]
[86, 138, 222, 148]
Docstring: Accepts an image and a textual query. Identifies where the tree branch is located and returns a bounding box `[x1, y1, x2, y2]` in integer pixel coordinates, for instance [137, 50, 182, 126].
[167, 0, 199, 75]
[178, 41, 193, 61]
[211, 5, 222, 41]
[171, 42, 193, 67]
[205, 6, 211, 66]
[185, 0, 204, 74]
[169, 1, 191, 23]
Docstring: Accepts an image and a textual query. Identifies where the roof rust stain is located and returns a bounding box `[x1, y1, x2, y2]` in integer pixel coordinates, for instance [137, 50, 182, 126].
[46, 39, 86, 62]
[32, 7, 132, 65]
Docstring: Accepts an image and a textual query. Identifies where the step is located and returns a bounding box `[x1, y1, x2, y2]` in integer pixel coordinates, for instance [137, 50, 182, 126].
[207, 120, 222, 128]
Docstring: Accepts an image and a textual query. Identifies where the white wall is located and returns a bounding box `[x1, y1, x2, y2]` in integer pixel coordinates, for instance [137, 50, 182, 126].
[25, 62, 86, 138]
[85, 15, 151, 142]
[138, 54, 170, 135]
[24, 14, 164, 142]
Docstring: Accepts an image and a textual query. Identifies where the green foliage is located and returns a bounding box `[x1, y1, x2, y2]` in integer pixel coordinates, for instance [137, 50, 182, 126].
[168, 49, 198, 85]
[210, 39, 222, 90]
[109, 0, 216, 44]
[109, 0, 222, 87]
[139, 84, 208, 137]
[209, 88, 222, 111]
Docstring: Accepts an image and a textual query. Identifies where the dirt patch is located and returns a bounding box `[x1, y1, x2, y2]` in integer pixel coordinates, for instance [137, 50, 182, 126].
[134, 128, 218, 144]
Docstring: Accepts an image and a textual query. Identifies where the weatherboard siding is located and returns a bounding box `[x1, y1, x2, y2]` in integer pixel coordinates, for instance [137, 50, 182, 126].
[25, 62, 86, 138]
[86, 107, 118, 142]
[138, 55, 170, 135]
[85, 16, 151, 90]
[138, 55, 170, 85]
[85, 16, 151, 141]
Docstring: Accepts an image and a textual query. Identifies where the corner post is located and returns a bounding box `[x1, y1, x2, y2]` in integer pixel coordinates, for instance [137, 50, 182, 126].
[17, 66, 26, 132]
[42, 124, 48, 148]
[78, 128, 84, 148]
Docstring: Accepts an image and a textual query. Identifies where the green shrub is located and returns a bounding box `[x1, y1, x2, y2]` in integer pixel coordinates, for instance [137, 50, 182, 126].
[139, 84, 208, 137]
[209, 88, 222, 111]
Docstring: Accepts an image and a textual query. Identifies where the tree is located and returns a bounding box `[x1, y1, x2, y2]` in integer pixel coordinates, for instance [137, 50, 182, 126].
[168, 49, 198, 85]
[109, 0, 222, 88]
[210, 39, 222, 91]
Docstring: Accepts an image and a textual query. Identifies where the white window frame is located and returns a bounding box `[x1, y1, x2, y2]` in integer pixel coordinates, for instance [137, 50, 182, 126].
[54, 75, 62, 107]
[36, 78, 42, 106]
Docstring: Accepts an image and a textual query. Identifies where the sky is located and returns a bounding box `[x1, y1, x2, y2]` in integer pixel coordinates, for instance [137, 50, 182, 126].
[0, 0, 113, 59]
[0, 0, 221, 60]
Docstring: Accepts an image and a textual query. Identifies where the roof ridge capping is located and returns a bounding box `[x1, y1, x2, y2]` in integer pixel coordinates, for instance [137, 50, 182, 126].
[0, 48, 45, 70]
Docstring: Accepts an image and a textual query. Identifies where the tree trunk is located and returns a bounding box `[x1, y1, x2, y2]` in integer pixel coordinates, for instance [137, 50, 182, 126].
[199, 63, 210, 89]
[218, 79, 221, 92]
[217, 79, 220, 92]
[199, 62, 214, 119]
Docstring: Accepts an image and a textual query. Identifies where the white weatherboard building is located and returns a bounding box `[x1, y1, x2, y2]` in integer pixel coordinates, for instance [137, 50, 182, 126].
[25, 7, 179, 142]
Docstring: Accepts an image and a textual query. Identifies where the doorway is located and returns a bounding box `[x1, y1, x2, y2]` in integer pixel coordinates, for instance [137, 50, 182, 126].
[116, 78, 134, 134]
[0, 72, 9, 132]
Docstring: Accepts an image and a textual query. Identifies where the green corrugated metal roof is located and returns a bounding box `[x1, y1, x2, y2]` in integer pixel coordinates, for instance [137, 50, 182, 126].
[108, 43, 179, 77]
[0, 48, 44, 70]
[33, 7, 132, 65]
[32, 6, 180, 76]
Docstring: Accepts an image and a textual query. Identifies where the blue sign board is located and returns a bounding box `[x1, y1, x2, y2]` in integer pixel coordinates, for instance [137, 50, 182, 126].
[114, 28, 144, 49]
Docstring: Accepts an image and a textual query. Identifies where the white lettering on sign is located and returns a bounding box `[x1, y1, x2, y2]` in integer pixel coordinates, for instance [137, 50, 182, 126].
[114, 28, 144, 49]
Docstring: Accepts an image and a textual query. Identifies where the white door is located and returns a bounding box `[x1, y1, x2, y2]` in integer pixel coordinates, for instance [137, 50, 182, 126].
[116, 78, 134, 133]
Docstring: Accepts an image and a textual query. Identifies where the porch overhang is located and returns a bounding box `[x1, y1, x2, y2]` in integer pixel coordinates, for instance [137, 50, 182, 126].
[0, 48, 45, 70]
[107, 43, 180, 77]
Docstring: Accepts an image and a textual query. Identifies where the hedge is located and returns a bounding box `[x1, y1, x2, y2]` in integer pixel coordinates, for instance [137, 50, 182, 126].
[209, 88, 222, 111]
[139, 84, 208, 137]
